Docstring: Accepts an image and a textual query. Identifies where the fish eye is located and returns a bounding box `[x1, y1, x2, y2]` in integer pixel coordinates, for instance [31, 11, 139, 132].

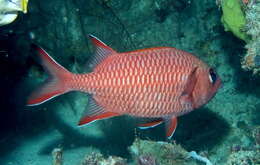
[209, 68, 217, 84]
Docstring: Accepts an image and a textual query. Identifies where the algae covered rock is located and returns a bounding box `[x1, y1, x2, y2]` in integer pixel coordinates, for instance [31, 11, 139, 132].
[241, 0, 260, 74]
[129, 138, 208, 165]
[80, 152, 126, 165]
[252, 126, 260, 145]
[225, 127, 260, 165]
[221, 0, 250, 42]
[220, 0, 260, 75]
[52, 148, 63, 165]
[227, 150, 260, 165]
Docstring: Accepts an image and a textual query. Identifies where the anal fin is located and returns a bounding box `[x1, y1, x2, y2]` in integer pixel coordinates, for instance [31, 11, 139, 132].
[78, 111, 119, 126]
[138, 119, 163, 129]
[165, 116, 178, 139]
[78, 95, 120, 126]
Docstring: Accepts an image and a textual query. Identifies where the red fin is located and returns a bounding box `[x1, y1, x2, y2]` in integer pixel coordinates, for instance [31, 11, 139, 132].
[78, 111, 119, 126]
[88, 35, 117, 68]
[138, 119, 163, 129]
[180, 67, 198, 107]
[165, 116, 178, 139]
[27, 45, 72, 106]
[78, 95, 120, 126]
[182, 67, 198, 96]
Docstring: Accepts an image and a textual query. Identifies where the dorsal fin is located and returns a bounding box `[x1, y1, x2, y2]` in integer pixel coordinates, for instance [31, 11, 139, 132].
[88, 35, 117, 69]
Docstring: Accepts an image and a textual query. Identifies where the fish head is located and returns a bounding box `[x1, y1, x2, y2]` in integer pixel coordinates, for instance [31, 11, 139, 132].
[192, 67, 222, 108]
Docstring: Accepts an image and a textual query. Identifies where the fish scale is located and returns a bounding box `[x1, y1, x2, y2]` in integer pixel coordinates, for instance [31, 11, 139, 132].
[27, 35, 221, 139]
[81, 52, 194, 117]
[73, 64, 190, 117]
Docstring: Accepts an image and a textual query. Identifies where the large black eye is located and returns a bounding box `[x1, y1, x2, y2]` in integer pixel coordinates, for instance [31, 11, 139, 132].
[209, 68, 217, 84]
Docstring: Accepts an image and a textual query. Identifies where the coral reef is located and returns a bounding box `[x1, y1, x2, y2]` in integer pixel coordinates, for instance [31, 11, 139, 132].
[252, 126, 260, 146]
[137, 154, 157, 165]
[52, 148, 63, 165]
[225, 126, 260, 165]
[80, 152, 103, 165]
[226, 150, 260, 165]
[129, 138, 213, 165]
[219, 0, 260, 75]
[220, 0, 250, 42]
[129, 138, 188, 165]
[241, 0, 260, 74]
[80, 152, 126, 165]
[51, 149, 127, 165]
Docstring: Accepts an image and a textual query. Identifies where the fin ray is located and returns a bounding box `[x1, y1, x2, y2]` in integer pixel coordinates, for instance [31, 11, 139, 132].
[138, 119, 163, 129]
[78, 95, 119, 126]
[27, 45, 72, 106]
[180, 67, 198, 108]
[165, 116, 178, 139]
[88, 35, 117, 69]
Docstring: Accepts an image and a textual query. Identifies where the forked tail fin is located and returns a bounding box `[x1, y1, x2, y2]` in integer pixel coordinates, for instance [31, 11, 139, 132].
[27, 45, 73, 106]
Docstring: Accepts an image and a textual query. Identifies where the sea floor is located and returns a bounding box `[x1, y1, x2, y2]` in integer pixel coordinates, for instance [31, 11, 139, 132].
[0, 128, 96, 165]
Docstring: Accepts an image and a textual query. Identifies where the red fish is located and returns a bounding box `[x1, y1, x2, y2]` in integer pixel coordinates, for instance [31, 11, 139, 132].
[27, 35, 221, 139]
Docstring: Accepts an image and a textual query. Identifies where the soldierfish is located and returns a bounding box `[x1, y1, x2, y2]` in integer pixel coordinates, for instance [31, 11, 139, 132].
[27, 35, 222, 139]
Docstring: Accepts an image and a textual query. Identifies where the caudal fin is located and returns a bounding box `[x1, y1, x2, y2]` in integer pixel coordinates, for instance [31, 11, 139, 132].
[27, 45, 73, 106]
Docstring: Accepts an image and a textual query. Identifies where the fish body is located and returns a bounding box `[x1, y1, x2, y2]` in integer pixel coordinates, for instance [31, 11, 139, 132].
[28, 35, 221, 138]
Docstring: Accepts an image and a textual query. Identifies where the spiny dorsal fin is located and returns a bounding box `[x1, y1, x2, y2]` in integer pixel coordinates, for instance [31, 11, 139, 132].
[88, 35, 117, 69]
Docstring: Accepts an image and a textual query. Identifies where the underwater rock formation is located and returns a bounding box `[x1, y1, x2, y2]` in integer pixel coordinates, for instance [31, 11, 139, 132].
[241, 0, 260, 74]
[227, 150, 260, 165]
[129, 138, 189, 165]
[129, 138, 213, 165]
[226, 126, 260, 165]
[137, 154, 157, 165]
[80, 152, 126, 165]
[52, 148, 63, 165]
[219, 0, 260, 75]
[252, 126, 260, 146]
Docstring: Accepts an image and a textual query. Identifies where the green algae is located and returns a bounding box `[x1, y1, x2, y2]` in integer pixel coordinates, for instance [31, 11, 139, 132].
[221, 0, 250, 42]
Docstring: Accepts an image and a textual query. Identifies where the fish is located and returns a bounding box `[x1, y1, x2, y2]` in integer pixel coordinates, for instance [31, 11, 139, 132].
[0, 0, 29, 26]
[27, 35, 222, 139]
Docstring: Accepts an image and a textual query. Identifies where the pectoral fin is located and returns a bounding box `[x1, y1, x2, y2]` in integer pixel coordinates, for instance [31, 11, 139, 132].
[180, 67, 198, 108]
